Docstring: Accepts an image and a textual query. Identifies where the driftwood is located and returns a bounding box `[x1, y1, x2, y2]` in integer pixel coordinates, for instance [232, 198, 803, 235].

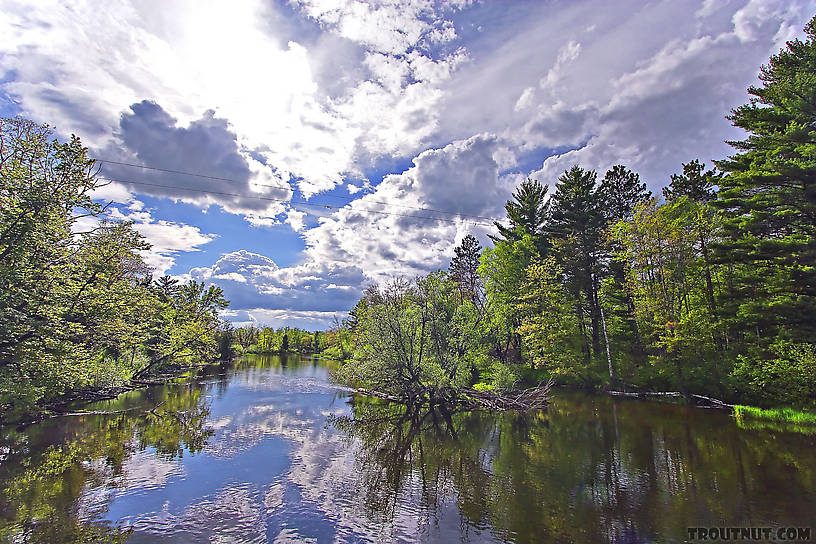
[354, 379, 553, 413]
[607, 390, 734, 410]
[354, 388, 403, 402]
[457, 380, 553, 412]
[20, 400, 170, 424]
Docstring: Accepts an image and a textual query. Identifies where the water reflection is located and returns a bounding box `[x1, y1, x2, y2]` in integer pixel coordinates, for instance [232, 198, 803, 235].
[0, 355, 814, 543]
[330, 395, 816, 544]
[0, 385, 213, 543]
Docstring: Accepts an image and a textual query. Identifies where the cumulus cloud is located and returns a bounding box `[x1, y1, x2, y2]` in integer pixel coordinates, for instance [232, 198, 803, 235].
[100, 100, 292, 221]
[73, 199, 216, 275]
[301, 133, 509, 284]
[0, 0, 470, 200]
[5, 0, 816, 324]
[180, 134, 511, 325]
[109, 203, 216, 275]
[184, 250, 365, 317]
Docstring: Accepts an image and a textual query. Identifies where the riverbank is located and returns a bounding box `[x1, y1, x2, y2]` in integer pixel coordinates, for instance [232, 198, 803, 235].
[2, 355, 815, 543]
[733, 404, 816, 426]
[4, 359, 234, 428]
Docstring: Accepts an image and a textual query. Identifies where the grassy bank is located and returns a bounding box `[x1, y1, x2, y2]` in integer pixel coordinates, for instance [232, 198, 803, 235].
[733, 405, 816, 426]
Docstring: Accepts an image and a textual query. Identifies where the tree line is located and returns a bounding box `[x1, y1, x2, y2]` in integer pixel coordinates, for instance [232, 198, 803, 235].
[336, 17, 816, 409]
[229, 325, 330, 356]
[0, 118, 232, 420]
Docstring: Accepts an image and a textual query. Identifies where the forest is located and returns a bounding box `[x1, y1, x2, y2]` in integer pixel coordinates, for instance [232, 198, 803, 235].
[2, 18, 815, 423]
[0, 119, 232, 421]
[318, 18, 816, 411]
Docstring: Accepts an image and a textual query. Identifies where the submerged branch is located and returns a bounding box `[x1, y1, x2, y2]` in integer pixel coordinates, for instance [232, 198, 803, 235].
[607, 390, 734, 409]
[354, 379, 553, 413]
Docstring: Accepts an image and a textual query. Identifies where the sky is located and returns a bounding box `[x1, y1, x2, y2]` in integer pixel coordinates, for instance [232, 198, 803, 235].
[1, 0, 814, 329]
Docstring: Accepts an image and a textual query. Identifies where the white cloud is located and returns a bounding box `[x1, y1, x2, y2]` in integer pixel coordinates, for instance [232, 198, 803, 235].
[6, 0, 816, 323]
[185, 250, 364, 316]
[0, 0, 471, 202]
[109, 205, 216, 275]
[514, 87, 536, 112]
[296, 133, 508, 285]
[184, 134, 508, 320]
[540, 40, 582, 90]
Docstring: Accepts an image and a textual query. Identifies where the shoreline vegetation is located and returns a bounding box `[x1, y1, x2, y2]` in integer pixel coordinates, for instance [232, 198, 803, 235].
[2, 19, 816, 428]
[294, 19, 816, 428]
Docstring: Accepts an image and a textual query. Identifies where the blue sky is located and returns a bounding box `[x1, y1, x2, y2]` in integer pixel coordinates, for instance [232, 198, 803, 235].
[2, 0, 814, 329]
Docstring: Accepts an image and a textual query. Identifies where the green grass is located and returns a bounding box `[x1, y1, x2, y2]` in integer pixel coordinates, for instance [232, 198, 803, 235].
[733, 405, 816, 426]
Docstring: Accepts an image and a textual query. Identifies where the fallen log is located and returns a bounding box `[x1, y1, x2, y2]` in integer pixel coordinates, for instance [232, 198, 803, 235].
[606, 390, 734, 409]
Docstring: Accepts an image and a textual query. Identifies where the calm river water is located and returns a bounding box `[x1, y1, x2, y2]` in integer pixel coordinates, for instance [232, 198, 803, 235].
[0, 354, 814, 543]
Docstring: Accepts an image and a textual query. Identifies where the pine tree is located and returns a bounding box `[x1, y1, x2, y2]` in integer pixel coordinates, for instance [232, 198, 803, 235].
[714, 16, 816, 345]
[449, 234, 482, 303]
[662, 159, 720, 204]
[490, 178, 550, 255]
[549, 166, 605, 356]
[599, 165, 651, 223]
[598, 165, 652, 368]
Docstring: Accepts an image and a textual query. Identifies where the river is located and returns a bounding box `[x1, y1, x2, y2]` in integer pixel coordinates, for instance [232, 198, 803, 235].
[0, 354, 814, 543]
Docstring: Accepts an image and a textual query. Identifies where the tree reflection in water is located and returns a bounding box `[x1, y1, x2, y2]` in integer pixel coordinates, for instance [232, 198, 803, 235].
[0, 385, 214, 543]
[331, 394, 816, 544]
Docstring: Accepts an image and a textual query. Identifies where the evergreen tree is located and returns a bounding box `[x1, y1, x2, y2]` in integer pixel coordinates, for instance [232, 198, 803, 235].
[663, 159, 720, 204]
[598, 165, 652, 368]
[450, 234, 482, 303]
[490, 178, 550, 255]
[549, 166, 605, 356]
[714, 16, 816, 346]
[599, 165, 651, 223]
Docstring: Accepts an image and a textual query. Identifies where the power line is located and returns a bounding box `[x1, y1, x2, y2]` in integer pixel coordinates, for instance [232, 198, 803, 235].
[93, 158, 503, 223]
[95, 176, 497, 227]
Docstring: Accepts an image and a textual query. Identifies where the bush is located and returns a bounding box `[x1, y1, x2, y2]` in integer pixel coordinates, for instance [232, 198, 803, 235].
[489, 362, 519, 392]
[731, 342, 816, 407]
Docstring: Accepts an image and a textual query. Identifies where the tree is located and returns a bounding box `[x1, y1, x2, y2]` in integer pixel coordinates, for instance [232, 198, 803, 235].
[662, 159, 720, 204]
[0, 118, 158, 414]
[515, 258, 585, 378]
[340, 274, 479, 404]
[598, 165, 652, 371]
[449, 234, 482, 304]
[0, 116, 233, 418]
[490, 178, 550, 255]
[479, 235, 538, 363]
[612, 198, 724, 393]
[714, 16, 816, 348]
[548, 166, 605, 357]
[234, 325, 258, 350]
[599, 165, 651, 223]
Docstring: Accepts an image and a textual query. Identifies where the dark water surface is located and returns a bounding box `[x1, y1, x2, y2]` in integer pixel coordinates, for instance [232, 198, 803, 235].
[1, 355, 814, 543]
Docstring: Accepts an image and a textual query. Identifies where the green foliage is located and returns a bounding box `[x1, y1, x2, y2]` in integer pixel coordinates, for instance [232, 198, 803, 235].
[733, 404, 816, 426]
[714, 17, 816, 347]
[490, 177, 550, 250]
[515, 258, 586, 380]
[662, 159, 720, 204]
[731, 342, 816, 407]
[548, 166, 606, 357]
[0, 118, 231, 420]
[487, 361, 519, 392]
[479, 234, 537, 363]
[339, 273, 484, 398]
[449, 233, 482, 303]
[244, 326, 322, 354]
[611, 197, 725, 392]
